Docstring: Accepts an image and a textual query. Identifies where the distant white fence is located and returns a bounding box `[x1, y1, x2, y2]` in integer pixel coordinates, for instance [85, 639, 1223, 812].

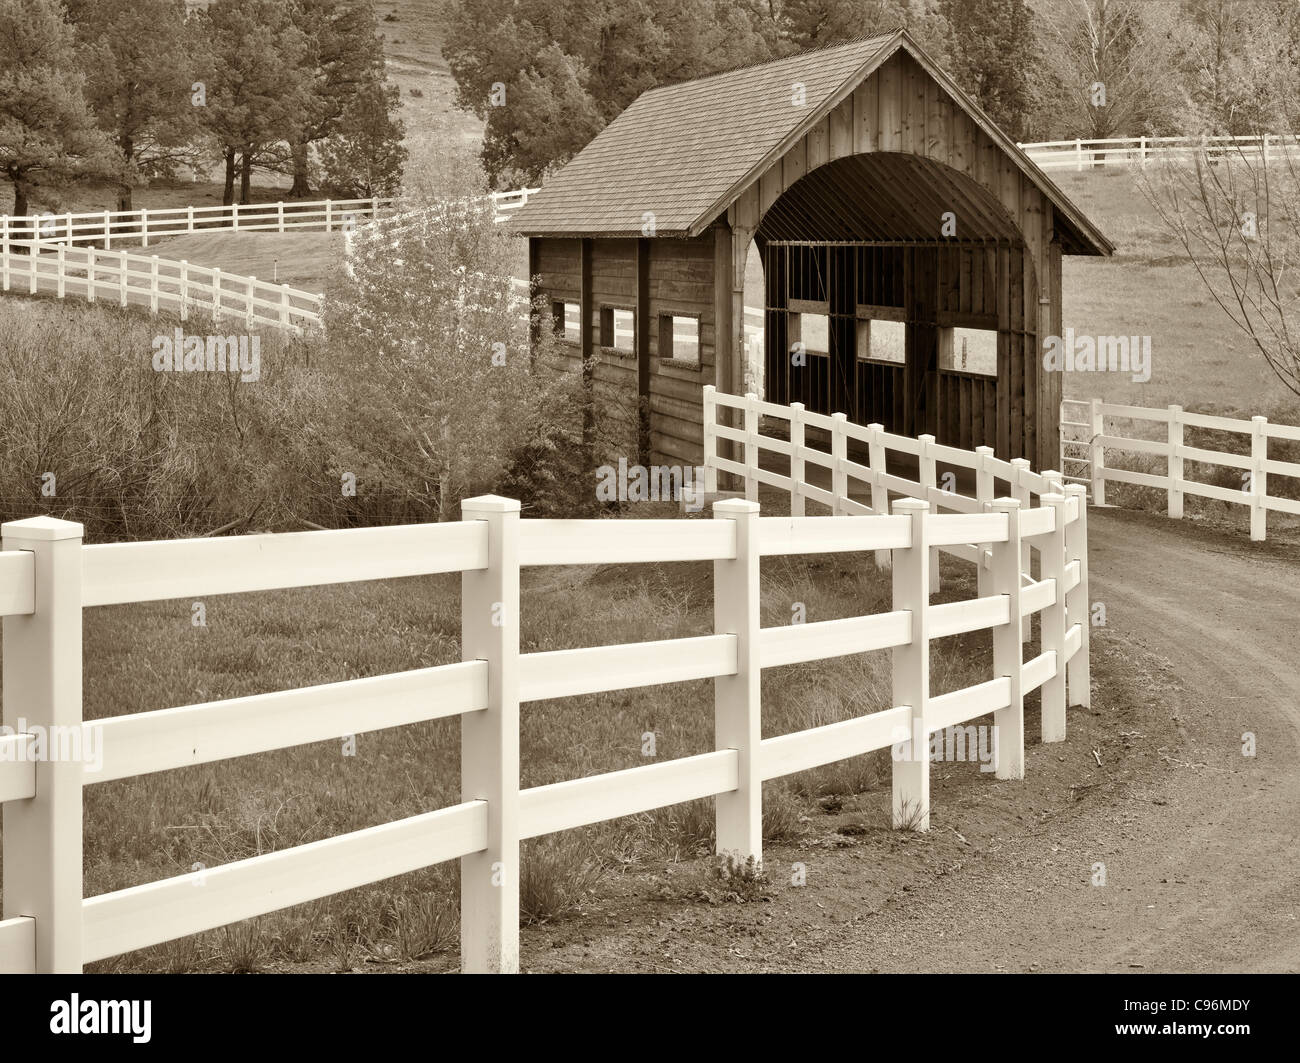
[0, 189, 539, 251]
[0, 237, 323, 333]
[1061, 398, 1300, 541]
[0, 389, 1089, 974]
[1018, 133, 1296, 172]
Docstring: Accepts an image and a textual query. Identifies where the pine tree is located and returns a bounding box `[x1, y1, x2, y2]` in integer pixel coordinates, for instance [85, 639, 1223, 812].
[0, 0, 115, 216]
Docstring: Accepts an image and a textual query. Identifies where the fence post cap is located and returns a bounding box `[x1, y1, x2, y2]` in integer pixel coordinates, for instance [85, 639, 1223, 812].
[918, 433, 935, 444]
[789, 401, 804, 411]
[702, 383, 715, 393]
[831, 411, 847, 421]
[1, 515, 84, 541]
[1252, 415, 1268, 424]
[867, 422, 884, 432]
[713, 498, 760, 516]
[892, 497, 929, 513]
[990, 496, 1021, 511]
[1010, 457, 1031, 468]
[461, 495, 521, 515]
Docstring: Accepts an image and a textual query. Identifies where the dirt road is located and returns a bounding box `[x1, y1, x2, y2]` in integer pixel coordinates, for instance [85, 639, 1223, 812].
[505, 507, 1300, 973]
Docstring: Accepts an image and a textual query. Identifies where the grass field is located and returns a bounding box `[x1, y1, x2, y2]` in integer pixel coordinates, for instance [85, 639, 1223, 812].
[146, 231, 349, 294]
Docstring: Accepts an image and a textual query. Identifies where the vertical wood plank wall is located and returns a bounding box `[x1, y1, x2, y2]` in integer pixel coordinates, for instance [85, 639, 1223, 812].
[532, 235, 718, 470]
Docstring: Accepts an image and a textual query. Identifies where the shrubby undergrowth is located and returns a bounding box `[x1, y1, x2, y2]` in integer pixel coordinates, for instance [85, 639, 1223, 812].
[0, 194, 595, 539]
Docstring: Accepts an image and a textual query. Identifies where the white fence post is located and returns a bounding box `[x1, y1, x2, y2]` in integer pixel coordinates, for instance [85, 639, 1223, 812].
[1, 215, 8, 292]
[1040, 493, 1068, 743]
[918, 434, 940, 594]
[743, 393, 759, 503]
[55, 245, 65, 299]
[277, 201, 285, 234]
[85, 247, 95, 303]
[179, 260, 188, 322]
[1090, 398, 1106, 506]
[187, 206, 194, 234]
[1075, 138, 1084, 171]
[990, 497, 1025, 780]
[1, 516, 85, 973]
[246, 275, 257, 327]
[459, 495, 521, 974]
[891, 497, 930, 831]
[213, 266, 222, 322]
[325, 199, 333, 232]
[1011, 457, 1032, 642]
[1251, 416, 1268, 541]
[831, 412, 848, 515]
[140, 207, 149, 248]
[712, 498, 762, 862]
[103, 210, 111, 251]
[63, 211, 72, 244]
[1064, 485, 1091, 709]
[702, 385, 718, 496]
[29, 241, 39, 295]
[149, 255, 159, 314]
[1168, 404, 1183, 519]
[118, 250, 128, 307]
[231, 202, 239, 233]
[975, 445, 995, 597]
[867, 423, 889, 569]
[1139, 135, 1147, 167]
[280, 284, 291, 327]
[789, 402, 805, 517]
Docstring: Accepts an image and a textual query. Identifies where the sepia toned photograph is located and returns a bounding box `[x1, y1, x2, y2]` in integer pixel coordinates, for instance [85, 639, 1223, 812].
[0, 0, 1292, 1039]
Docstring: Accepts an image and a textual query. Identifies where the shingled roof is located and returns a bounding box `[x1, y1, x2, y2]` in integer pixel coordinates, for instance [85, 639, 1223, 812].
[508, 31, 1113, 256]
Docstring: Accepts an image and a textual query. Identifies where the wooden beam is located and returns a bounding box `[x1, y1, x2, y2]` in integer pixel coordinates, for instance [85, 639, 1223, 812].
[636, 238, 652, 466]
[580, 238, 594, 456]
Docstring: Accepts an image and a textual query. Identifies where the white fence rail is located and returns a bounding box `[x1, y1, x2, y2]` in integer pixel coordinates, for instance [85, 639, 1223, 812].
[0, 236, 323, 333]
[0, 189, 538, 250]
[0, 390, 1091, 974]
[1061, 397, 1300, 541]
[1018, 133, 1296, 172]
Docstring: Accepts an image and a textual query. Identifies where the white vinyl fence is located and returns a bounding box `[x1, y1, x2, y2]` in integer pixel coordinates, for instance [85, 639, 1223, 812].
[0, 189, 538, 251]
[0, 237, 323, 333]
[0, 390, 1090, 975]
[1061, 398, 1300, 541]
[1018, 133, 1296, 172]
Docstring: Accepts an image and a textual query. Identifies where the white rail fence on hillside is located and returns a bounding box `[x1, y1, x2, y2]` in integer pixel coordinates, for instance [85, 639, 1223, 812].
[1061, 398, 1300, 541]
[0, 237, 323, 333]
[1018, 133, 1297, 172]
[0, 189, 538, 250]
[0, 389, 1089, 974]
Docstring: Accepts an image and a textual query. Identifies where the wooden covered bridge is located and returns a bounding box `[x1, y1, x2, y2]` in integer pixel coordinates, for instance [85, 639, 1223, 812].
[509, 30, 1112, 472]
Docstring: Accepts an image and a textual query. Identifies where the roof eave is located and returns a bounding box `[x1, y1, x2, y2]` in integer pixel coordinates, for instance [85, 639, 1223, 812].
[685, 31, 906, 239]
[685, 30, 1115, 259]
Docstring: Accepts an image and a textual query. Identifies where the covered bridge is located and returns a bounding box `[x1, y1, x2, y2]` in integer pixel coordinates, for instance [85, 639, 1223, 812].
[509, 30, 1113, 473]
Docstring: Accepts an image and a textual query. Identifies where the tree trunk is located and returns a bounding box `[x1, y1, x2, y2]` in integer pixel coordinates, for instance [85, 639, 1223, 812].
[222, 148, 236, 205]
[13, 178, 29, 217]
[117, 134, 135, 212]
[289, 140, 312, 197]
[239, 151, 252, 204]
